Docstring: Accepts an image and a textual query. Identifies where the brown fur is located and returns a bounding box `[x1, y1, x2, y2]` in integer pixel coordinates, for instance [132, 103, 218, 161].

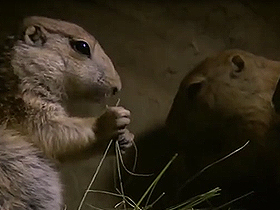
[167, 49, 280, 142]
[165, 49, 280, 209]
[125, 50, 280, 210]
[0, 16, 133, 210]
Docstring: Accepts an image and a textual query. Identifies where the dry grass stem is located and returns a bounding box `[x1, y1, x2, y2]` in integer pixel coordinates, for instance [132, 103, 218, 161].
[77, 139, 114, 210]
[213, 191, 254, 210]
[180, 140, 250, 191]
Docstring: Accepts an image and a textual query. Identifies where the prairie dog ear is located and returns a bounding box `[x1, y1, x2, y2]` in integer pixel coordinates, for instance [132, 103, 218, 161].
[230, 55, 245, 78]
[186, 78, 205, 101]
[24, 25, 47, 46]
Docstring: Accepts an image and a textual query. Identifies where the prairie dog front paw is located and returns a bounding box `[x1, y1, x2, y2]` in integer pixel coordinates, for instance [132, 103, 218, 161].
[95, 106, 131, 142]
[117, 129, 134, 154]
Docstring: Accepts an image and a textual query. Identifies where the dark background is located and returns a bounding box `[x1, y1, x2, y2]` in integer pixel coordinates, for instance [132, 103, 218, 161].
[1, 0, 280, 209]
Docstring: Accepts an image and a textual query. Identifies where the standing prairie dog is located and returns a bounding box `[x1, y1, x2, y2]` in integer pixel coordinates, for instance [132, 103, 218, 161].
[0, 16, 133, 209]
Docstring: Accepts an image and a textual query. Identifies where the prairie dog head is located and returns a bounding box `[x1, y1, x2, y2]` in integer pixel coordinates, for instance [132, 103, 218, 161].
[167, 49, 280, 139]
[11, 16, 121, 102]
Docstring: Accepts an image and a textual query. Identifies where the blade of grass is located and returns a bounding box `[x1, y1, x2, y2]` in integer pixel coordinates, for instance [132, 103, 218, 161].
[132, 140, 138, 172]
[136, 153, 178, 209]
[144, 192, 165, 210]
[116, 141, 153, 177]
[179, 140, 250, 192]
[144, 181, 158, 207]
[115, 141, 129, 209]
[213, 191, 254, 210]
[167, 187, 221, 210]
[77, 139, 113, 210]
[88, 190, 137, 208]
[86, 203, 105, 210]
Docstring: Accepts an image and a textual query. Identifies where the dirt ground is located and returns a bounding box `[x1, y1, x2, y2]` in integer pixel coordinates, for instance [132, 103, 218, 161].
[2, 0, 280, 209]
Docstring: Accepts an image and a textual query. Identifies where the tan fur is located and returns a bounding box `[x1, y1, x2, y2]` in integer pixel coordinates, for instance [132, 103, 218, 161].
[0, 16, 133, 209]
[124, 50, 280, 209]
[167, 49, 280, 144]
[165, 49, 280, 209]
[8, 16, 132, 159]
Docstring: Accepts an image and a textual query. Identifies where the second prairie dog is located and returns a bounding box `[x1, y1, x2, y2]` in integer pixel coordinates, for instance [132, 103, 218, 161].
[123, 49, 280, 210]
[0, 16, 133, 209]
[167, 49, 280, 144]
[166, 49, 280, 209]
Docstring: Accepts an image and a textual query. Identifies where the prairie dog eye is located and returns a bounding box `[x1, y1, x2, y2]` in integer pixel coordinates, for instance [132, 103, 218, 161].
[70, 39, 91, 58]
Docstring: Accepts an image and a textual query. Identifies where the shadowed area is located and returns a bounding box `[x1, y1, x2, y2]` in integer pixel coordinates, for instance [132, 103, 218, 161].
[2, 0, 280, 209]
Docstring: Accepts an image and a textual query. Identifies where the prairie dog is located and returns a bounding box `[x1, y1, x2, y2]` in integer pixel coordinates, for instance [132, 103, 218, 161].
[0, 16, 133, 209]
[166, 49, 280, 209]
[125, 50, 280, 209]
[167, 49, 280, 145]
